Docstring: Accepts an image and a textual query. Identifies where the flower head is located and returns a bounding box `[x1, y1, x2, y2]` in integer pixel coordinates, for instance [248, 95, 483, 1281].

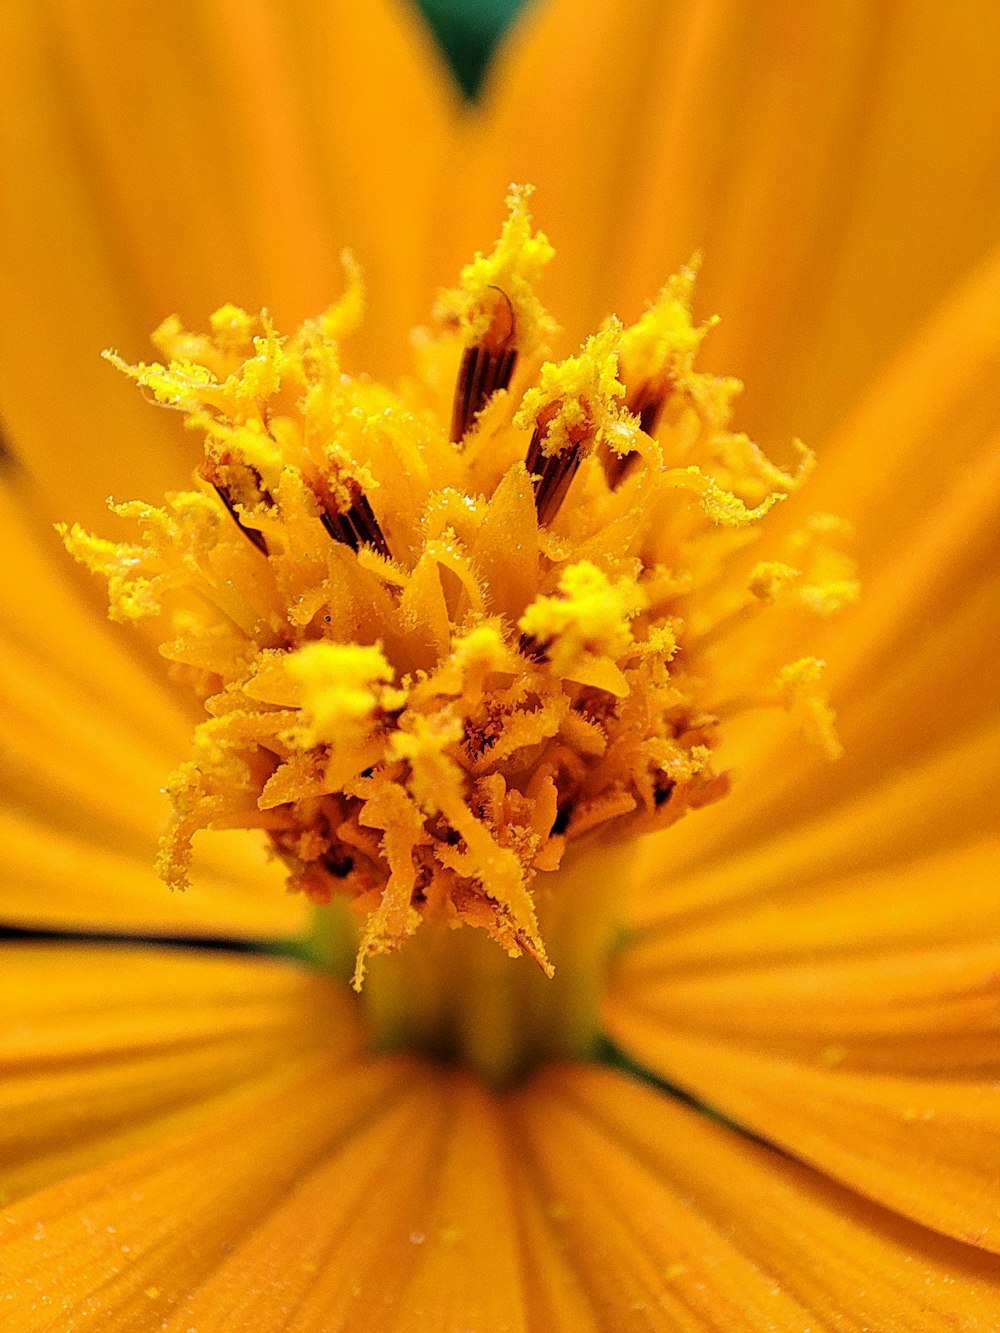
[1, 0, 999, 1327]
[64, 191, 847, 1026]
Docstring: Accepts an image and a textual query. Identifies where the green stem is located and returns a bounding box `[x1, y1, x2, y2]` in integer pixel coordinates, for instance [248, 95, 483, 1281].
[356, 838, 635, 1087]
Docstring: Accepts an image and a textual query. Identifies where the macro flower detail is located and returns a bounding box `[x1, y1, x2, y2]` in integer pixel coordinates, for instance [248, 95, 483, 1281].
[63, 190, 849, 1009]
[3, 0, 1000, 1327]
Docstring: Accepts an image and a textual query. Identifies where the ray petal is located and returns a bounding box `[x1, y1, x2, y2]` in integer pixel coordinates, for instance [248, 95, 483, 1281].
[0, 947, 533, 1333]
[474, 0, 1000, 453]
[606, 835, 1000, 1250]
[0, 0, 460, 528]
[512, 1065, 1000, 1329]
[0, 480, 304, 937]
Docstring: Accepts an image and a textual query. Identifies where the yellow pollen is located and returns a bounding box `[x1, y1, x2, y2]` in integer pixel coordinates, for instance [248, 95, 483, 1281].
[63, 188, 853, 1014]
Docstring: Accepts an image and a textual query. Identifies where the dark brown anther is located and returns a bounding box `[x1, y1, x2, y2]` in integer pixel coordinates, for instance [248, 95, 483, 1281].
[518, 630, 550, 663]
[530, 442, 584, 526]
[450, 286, 517, 443]
[525, 405, 589, 526]
[212, 483, 269, 554]
[201, 455, 271, 554]
[630, 381, 668, 439]
[602, 380, 667, 488]
[317, 478, 391, 560]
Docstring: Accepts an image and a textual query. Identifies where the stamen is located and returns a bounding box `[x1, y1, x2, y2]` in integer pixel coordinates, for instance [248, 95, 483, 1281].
[602, 381, 668, 488]
[630, 383, 668, 439]
[200, 453, 271, 555]
[517, 324, 628, 525]
[525, 403, 589, 525]
[450, 286, 518, 442]
[313, 475, 390, 559]
[63, 190, 852, 1024]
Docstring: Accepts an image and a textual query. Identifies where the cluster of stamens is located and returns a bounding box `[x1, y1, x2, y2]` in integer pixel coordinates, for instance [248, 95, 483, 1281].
[64, 187, 856, 985]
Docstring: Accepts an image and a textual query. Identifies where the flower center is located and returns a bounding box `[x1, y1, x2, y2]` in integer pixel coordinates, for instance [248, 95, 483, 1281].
[64, 187, 855, 1084]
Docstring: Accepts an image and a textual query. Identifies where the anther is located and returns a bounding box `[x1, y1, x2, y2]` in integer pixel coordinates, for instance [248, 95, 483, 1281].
[518, 630, 550, 663]
[450, 286, 518, 443]
[315, 476, 391, 559]
[525, 401, 590, 525]
[631, 383, 668, 439]
[602, 381, 667, 488]
[200, 454, 271, 555]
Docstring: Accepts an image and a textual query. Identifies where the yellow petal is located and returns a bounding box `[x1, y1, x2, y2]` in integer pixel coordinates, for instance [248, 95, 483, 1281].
[161, 1075, 453, 1333]
[1, 479, 304, 936]
[0, 946, 407, 1329]
[616, 837, 1000, 981]
[0, 947, 531, 1332]
[0, 0, 460, 529]
[606, 837, 1000, 1249]
[511, 1064, 1000, 1328]
[6, 945, 1000, 1326]
[628, 718, 999, 934]
[475, 0, 1000, 454]
[0, 481, 191, 755]
[0, 946, 364, 1204]
[446, 0, 669, 345]
[0, 808, 302, 939]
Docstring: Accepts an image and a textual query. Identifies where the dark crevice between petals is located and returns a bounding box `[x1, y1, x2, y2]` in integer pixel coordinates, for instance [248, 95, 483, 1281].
[0, 923, 302, 960]
[602, 382, 666, 488]
[0, 419, 23, 476]
[592, 1034, 795, 1159]
[210, 481, 270, 554]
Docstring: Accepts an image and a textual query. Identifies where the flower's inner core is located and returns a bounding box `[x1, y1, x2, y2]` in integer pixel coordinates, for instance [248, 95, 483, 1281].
[65, 188, 854, 1078]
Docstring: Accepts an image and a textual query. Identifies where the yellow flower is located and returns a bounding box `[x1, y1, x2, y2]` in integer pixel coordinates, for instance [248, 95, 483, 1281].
[2, 2, 999, 1328]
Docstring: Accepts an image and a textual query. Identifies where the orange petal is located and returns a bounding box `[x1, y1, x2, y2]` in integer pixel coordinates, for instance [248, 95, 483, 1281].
[0, 479, 191, 756]
[0, 0, 460, 529]
[796, 242, 1000, 563]
[617, 837, 1000, 981]
[7, 951, 1000, 1331]
[174, 1076, 530, 1333]
[606, 835, 1000, 1249]
[0, 946, 363, 1204]
[0, 808, 303, 939]
[2, 1056, 433, 1332]
[3, 630, 185, 848]
[161, 1074, 453, 1333]
[444, 0, 671, 344]
[602, 1024, 1000, 1259]
[512, 1064, 1000, 1329]
[628, 715, 999, 935]
[0, 3, 198, 532]
[0, 945, 403, 1329]
[474, 0, 1000, 452]
[0, 946, 533, 1332]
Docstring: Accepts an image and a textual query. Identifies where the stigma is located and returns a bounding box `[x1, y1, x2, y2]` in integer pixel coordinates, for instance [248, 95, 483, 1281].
[63, 186, 856, 987]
